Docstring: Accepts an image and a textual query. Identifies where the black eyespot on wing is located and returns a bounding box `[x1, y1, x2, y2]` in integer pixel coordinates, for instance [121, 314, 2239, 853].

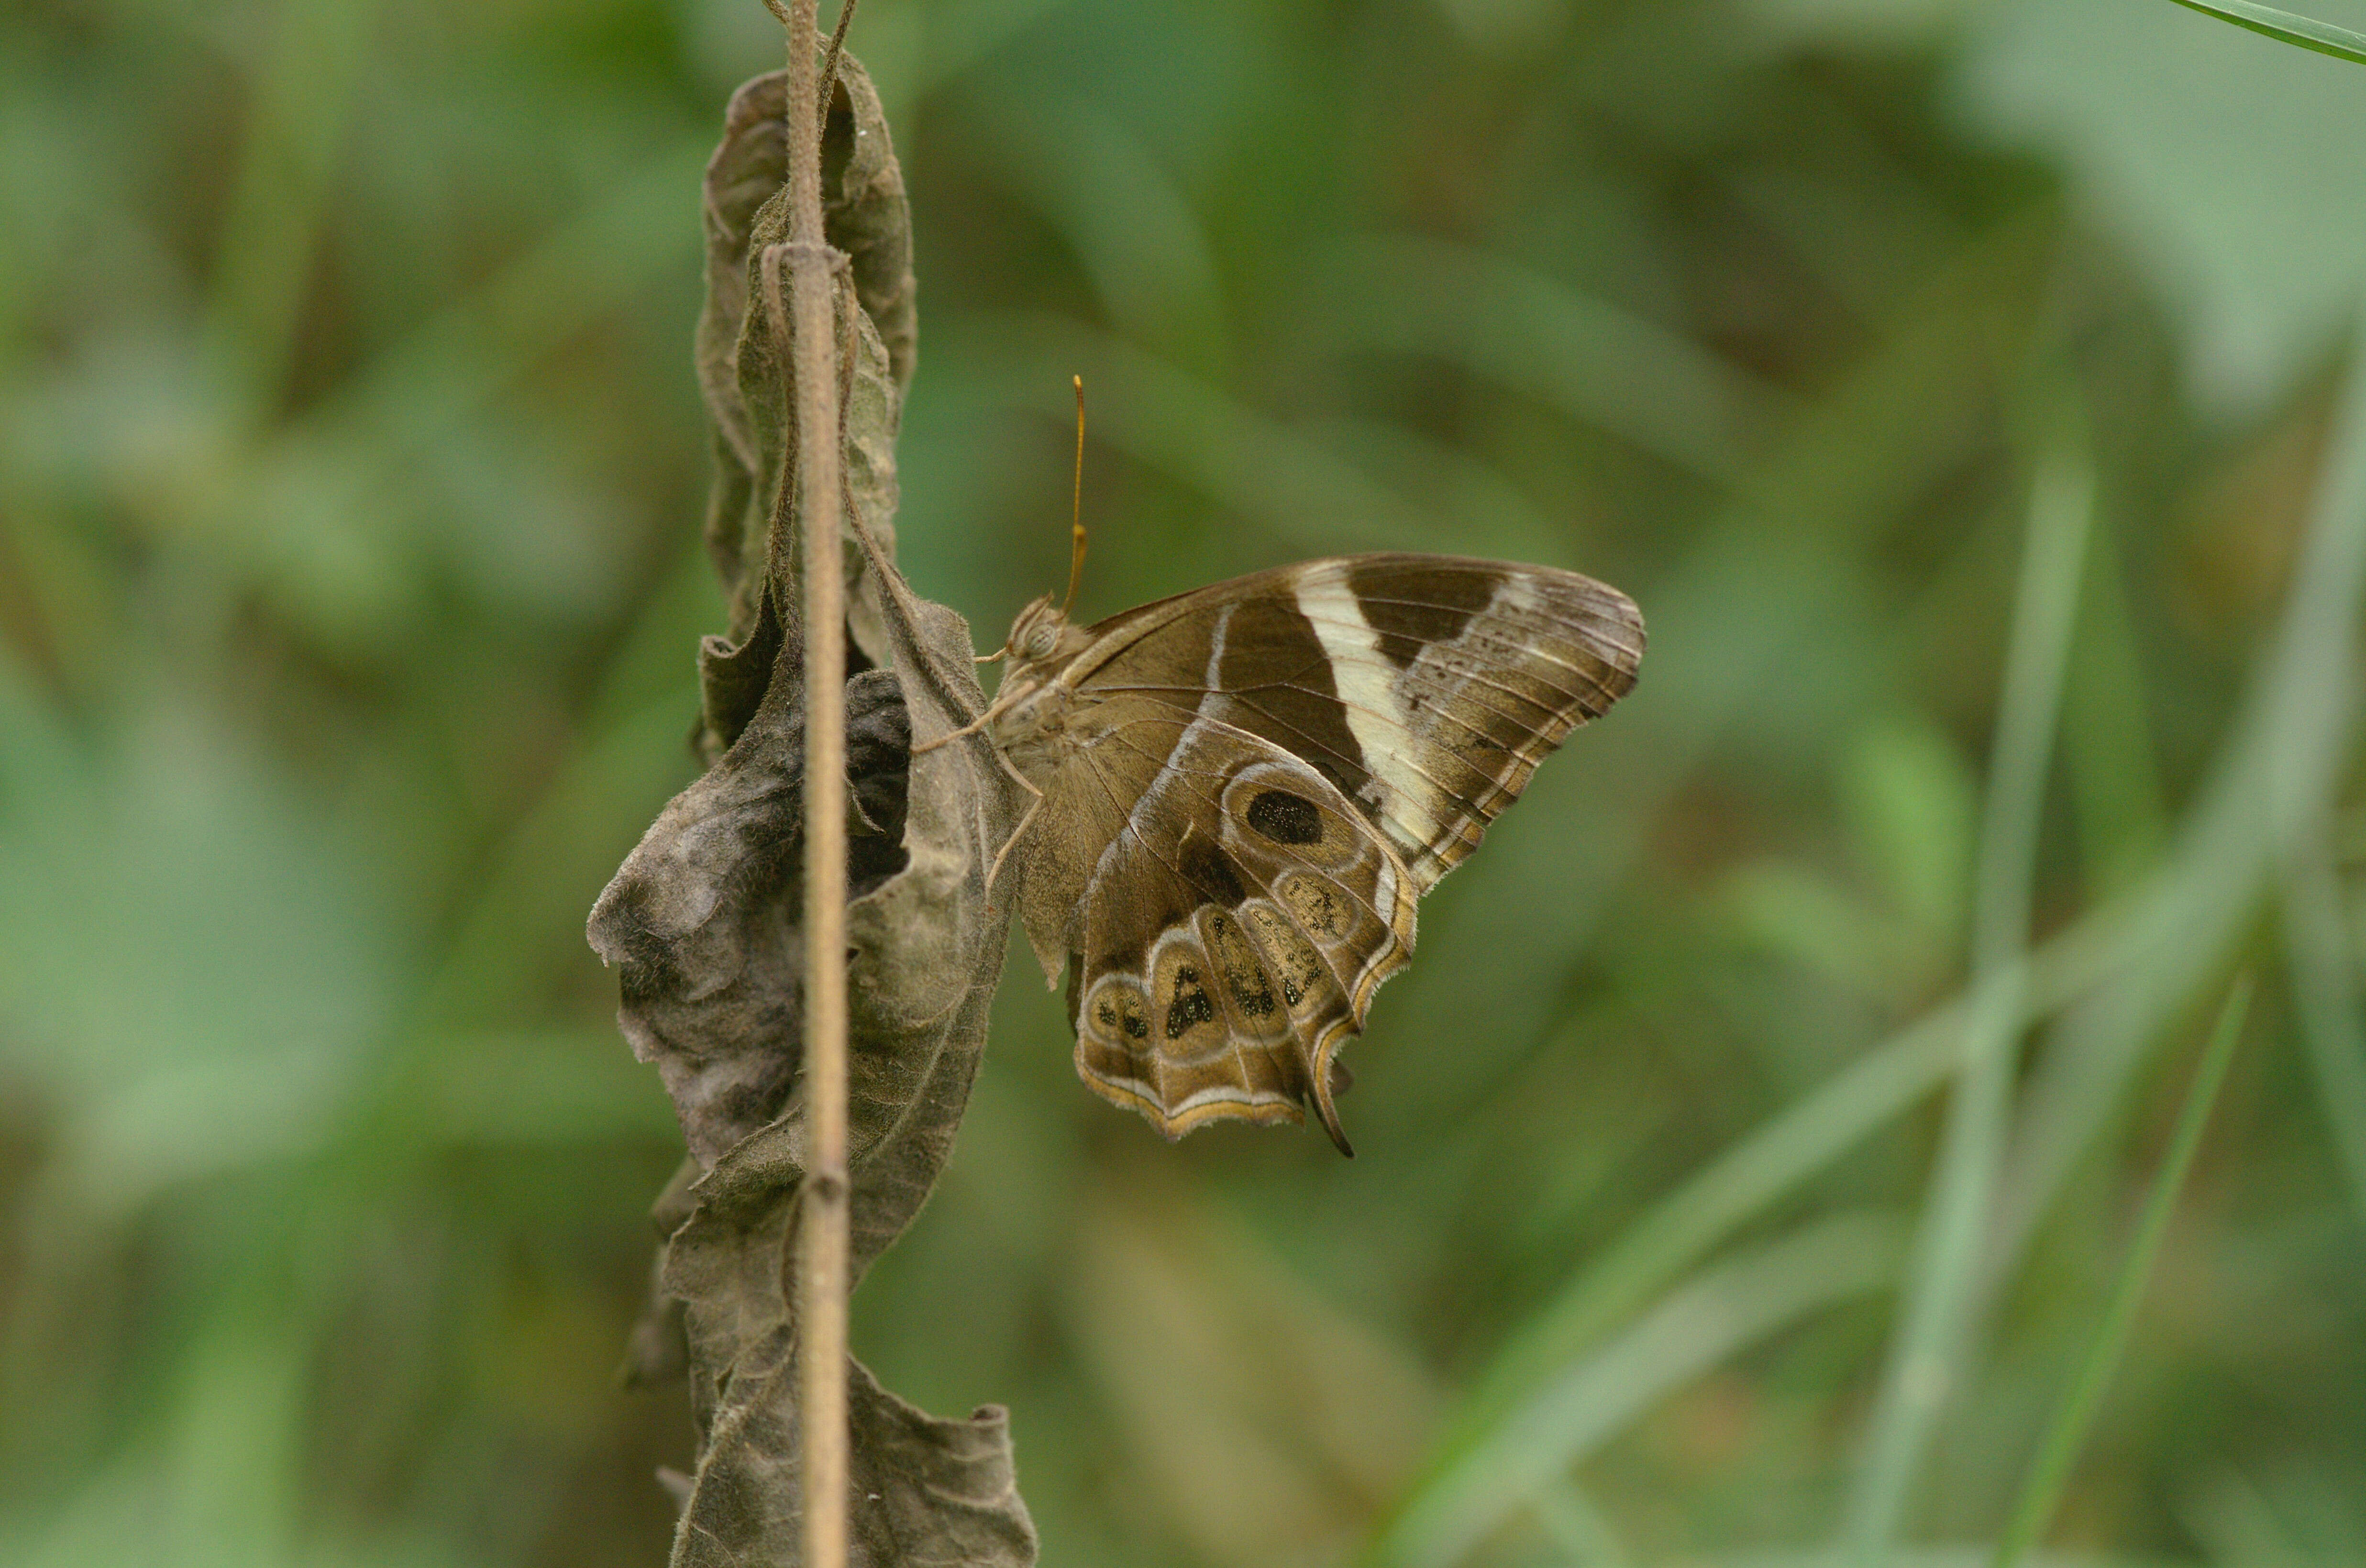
[1094, 993, 1150, 1041]
[1166, 965, 1216, 1038]
[1246, 789, 1323, 845]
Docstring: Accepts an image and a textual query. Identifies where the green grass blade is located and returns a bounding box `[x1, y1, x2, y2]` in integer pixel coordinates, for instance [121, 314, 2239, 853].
[2278, 844, 2366, 1228]
[1985, 352, 2366, 1301]
[1370, 1214, 1905, 1568]
[1844, 439, 2095, 1559]
[1386, 904, 2144, 1559]
[2061, 513, 2171, 901]
[1990, 978, 2253, 1568]
[2165, 0, 2366, 64]
[1970, 441, 2101, 981]
[1533, 1481, 1634, 1568]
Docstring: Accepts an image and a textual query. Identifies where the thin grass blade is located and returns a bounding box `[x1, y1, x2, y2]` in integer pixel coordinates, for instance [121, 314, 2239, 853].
[1985, 350, 2366, 1302]
[1533, 1481, 1633, 1568]
[2165, 0, 2366, 64]
[1990, 979, 2253, 1568]
[1395, 905, 2142, 1552]
[1368, 1214, 1905, 1568]
[2278, 843, 2366, 1228]
[1844, 435, 2095, 1560]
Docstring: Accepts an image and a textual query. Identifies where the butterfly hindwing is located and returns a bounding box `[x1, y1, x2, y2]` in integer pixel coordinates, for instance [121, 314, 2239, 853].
[1026, 693, 1412, 1149]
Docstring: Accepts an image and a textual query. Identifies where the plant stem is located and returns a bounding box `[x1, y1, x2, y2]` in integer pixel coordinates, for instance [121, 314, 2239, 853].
[781, 0, 850, 1563]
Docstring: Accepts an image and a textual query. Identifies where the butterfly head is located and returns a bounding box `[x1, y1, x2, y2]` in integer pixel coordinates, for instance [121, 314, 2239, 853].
[1004, 594, 1088, 672]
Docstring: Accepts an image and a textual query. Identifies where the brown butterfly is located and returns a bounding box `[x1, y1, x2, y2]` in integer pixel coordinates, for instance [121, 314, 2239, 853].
[925, 545, 1645, 1156]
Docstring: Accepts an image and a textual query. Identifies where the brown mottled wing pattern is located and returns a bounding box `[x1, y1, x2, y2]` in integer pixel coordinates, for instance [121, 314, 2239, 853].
[1047, 695, 1415, 1150]
[1022, 553, 1643, 1148]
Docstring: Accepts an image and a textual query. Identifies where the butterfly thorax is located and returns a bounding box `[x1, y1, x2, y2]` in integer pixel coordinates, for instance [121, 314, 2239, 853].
[986, 669, 1075, 784]
[988, 598, 1099, 786]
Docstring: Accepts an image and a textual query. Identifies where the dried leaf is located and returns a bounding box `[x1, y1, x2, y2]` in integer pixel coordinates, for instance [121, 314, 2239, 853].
[589, 50, 1035, 1566]
[590, 664, 913, 1165]
[695, 60, 916, 724]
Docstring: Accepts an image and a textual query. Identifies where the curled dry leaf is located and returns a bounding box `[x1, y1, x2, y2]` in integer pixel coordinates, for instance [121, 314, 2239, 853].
[586, 51, 1036, 1567]
[695, 60, 917, 757]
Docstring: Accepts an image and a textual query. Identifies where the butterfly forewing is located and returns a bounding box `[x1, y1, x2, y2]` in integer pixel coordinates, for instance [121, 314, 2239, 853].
[1075, 555, 1643, 891]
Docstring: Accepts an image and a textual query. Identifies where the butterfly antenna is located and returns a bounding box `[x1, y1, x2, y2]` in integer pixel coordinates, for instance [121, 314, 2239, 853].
[1062, 375, 1088, 615]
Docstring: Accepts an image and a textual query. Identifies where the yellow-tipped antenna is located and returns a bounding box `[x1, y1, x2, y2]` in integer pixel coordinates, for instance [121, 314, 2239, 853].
[1062, 375, 1088, 614]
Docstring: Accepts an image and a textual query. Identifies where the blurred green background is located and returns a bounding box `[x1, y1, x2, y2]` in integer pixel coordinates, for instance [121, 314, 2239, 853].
[8, 0, 2366, 1563]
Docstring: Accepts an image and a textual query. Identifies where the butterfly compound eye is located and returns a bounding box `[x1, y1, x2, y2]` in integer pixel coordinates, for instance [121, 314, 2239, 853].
[1023, 621, 1059, 660]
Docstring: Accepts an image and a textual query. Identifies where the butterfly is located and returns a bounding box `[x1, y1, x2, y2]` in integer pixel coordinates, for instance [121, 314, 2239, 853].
[923, 545, 1645, 1156]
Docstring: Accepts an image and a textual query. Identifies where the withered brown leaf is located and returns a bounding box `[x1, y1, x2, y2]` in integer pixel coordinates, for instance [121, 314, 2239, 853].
[587, 52, 1035, 1567]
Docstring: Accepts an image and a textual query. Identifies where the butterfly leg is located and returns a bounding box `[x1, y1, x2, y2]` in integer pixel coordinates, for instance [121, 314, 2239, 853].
[911, 676, 1039, 753]
[909, 710, 991, 756]
[985, 793, 1042, 894]
[982, 743, 1042, 893]
[993, 740, 1043, 801]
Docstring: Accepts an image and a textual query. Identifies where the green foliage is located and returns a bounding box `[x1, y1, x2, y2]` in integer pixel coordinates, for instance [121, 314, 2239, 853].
[4, 2, 2366, 1566]
[2163, 0, 2366, 66]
